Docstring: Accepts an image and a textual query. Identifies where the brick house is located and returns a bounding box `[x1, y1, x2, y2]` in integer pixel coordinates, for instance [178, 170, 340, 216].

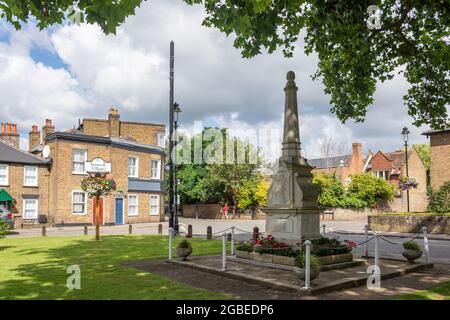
[364, 147, 428, 212]
[1, 108, 166, 227]
[0, 131, 50, 224]
[423, 127, 450, 191]
[309, 142, 366, 186]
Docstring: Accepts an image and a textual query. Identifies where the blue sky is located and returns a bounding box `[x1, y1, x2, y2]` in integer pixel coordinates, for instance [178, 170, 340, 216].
[0, 0, 436, 159]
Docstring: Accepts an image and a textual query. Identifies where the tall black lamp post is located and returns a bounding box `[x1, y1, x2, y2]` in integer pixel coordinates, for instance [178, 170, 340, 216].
[173, 102, 182, 235]
[401, 126, 410, 212]
[168, 41, 182, 235]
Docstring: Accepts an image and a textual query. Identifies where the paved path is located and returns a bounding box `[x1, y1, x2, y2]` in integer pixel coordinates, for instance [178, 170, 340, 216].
[128, 258, 450, 300]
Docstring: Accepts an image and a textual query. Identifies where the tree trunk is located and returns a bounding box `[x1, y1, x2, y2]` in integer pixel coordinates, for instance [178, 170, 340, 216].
[95, 195, 100, 241]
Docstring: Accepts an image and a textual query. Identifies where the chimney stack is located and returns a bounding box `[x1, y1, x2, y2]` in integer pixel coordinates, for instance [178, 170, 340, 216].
[350, 142, 363, 174]
[0, 122, 20, 149]
[29, 125, 41, 152]
[42, 119, 55, 143]
[108, 108, 120, 138]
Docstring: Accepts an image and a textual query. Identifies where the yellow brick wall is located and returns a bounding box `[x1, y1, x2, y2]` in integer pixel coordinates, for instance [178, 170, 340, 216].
[430, 132, 450, 190]
[1, 164, 50, 219]
[82, 119, 165, 146]
[119, 122, 165, 145]
[47, 139, 164, 225]
[82, 119, 109, 137]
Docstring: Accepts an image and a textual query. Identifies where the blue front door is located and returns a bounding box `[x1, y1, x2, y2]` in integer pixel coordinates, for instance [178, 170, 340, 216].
[115, 198, 124, 225]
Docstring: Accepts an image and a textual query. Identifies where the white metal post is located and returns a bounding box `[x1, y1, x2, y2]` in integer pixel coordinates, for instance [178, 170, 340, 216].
[303, 240, 311, 289]
[322, 224, 326, 237]
[168, 227, 173, 260]
[422, 227, 430, 263]
[222, 233, 227, 271]
[231, 226, 235, 256]
[374, 235, 379, 272]
[364, 224, 369, 257]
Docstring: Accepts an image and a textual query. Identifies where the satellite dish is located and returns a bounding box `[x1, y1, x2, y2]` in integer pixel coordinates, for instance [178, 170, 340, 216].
[42, 145, 50, 158]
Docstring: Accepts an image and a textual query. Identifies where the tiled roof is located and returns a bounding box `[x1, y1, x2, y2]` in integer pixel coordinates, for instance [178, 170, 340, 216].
[308, 155, 350, 169]
[0, 141, 49, 165]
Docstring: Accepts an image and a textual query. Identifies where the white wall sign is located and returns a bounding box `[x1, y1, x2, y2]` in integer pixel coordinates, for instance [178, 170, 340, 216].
[85, 157, 111, 173]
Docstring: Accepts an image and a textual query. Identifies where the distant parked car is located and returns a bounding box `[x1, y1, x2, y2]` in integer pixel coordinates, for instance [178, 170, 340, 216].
[0, 207, 13, 228]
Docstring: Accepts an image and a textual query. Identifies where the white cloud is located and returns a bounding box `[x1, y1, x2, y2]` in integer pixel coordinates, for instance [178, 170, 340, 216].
[0, 0, 435, 156]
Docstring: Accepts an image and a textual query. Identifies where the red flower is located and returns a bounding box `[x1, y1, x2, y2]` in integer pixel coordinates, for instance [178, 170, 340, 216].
[344, 240, 356, 248]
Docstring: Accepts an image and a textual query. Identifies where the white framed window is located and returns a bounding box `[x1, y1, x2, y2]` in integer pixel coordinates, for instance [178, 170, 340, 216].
[374, 170, 389, 180]
[128, 194, 138, 216]
[23, 199, 38, 219]
[0, 164, 8, 186]
[72, 191, 87, 215]
[150, 195, 159, 215]
[151, 160, 161, 179]
[23, 166, 38, 186]
[157, 133, 165, 148]
[128, 156, 139, 177]
[72, 149, 87, 174]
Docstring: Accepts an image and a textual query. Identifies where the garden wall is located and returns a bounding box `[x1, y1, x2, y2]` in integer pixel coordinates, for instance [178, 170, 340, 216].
[182, 203, 266, 220]
[369, 215, 450, 235]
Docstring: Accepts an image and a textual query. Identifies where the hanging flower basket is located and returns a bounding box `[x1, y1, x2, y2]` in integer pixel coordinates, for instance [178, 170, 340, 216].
[399, 177, 418, 191]
[81, 176, 117, 198]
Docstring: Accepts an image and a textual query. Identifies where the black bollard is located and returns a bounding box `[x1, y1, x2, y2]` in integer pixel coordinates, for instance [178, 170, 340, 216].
[42, 226, 46, 237]
[207, 226, 212, 240]
[158, 223, 163, 235]
[84, 225, 88, 236]
[187, 224, 193, 238]
[253, 227, 259, 241]
[129, 224, 133, 235]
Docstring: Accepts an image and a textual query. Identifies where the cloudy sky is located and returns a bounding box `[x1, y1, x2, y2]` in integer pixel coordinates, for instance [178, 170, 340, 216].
[0, 0, 434, 160]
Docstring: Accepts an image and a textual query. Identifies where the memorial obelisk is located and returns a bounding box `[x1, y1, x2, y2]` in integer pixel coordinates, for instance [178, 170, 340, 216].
[263, 71, 322, 244]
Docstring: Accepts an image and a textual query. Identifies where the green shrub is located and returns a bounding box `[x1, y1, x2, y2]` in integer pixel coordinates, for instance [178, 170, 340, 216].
[347, 174, 395, 207]
[427, 181, 450, 213]
[177, 240, 192, 249]
[294, 254, 320, 269]
[303, 237, 352, 257]
[313, 173, 345, 208]
[236, 241, 253, 252]
[403, 241, 422, 251]
[0, 221, 10, 238]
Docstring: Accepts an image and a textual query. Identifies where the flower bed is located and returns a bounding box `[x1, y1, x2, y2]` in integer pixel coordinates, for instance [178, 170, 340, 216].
[235, 235, 354, 266]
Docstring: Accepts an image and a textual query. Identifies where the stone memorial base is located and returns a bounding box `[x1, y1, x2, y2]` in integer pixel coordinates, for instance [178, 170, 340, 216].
[263, 208, 322, 244]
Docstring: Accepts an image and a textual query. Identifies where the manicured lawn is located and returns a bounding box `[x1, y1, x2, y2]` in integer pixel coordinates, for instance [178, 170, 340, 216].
[0, 235, 231, 300]
[393, 281, 450, 300]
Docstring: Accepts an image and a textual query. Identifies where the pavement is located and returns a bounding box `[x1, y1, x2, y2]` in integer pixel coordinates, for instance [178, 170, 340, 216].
[127, 258, 450, 300]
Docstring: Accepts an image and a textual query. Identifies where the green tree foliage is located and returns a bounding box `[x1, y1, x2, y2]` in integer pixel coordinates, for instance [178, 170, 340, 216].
[414, 144, 431, 171]
[175, 128, 265, 211]
[347, 174, 396, 208]
[313, 172, 395, 208]
[427, 181, 450, 213]
[0, 0, 144, 34]
[3, 1, 448, 128]
[236, 175, 270, 210]
[0, 220, 11, 238]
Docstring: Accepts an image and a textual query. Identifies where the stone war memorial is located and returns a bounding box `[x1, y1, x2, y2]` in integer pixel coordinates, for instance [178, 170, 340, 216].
[163, 71, 434, 296]
[264, 71, 322, 244]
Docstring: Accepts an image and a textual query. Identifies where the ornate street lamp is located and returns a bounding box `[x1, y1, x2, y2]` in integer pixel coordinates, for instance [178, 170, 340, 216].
[401, 126, 410, 212]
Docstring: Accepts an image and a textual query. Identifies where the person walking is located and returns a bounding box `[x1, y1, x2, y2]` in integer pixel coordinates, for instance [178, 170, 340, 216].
[223, 203, 229, 220]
